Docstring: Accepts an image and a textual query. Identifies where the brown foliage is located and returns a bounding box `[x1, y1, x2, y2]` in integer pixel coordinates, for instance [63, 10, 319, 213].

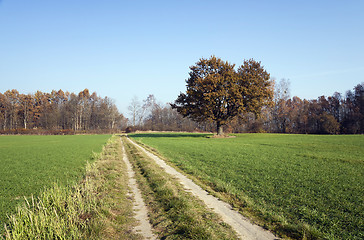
[0, 89, 126, 134]
[171, 56, 273, 134]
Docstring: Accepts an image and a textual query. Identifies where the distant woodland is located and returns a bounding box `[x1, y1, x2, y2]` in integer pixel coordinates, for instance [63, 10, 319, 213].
[1, 82, 363, 134]
[228, 81, 364, 134]
[0, 89, 126, 134]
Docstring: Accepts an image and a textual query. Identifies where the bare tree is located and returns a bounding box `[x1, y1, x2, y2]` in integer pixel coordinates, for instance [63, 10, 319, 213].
[272, 79, 291, 133]
[128, 96, 143, 127]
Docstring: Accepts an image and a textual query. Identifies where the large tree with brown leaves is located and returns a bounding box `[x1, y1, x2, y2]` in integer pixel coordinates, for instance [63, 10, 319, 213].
[171, 56, 273, 135]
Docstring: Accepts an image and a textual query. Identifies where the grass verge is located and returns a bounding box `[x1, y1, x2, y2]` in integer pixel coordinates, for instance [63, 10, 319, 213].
[2, 135, 141, 240]
[122, 136, 238, 240]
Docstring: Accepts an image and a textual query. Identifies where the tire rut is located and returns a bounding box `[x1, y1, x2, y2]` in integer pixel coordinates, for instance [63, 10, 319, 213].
[121, 139, 156, 240]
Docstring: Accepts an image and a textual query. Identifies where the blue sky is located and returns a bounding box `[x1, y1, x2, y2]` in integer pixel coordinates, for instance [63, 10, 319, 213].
[1, 0, 363, 116]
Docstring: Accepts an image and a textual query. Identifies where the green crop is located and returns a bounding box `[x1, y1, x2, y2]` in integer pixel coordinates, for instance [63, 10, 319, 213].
[130, 133, 364, 239]
[0, 135, 111, 231]
[4, 135, 140, 240]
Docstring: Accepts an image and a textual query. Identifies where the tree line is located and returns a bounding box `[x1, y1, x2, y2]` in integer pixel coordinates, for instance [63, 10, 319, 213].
[1, 83, 362, 135]
[128, 56, 363, 135]
[129, 81, 363, 135]
[0, 89, 126, 134]
[226, 80, 364, 134]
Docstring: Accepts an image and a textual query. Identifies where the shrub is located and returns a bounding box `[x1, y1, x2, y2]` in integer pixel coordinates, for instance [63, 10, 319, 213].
[125, 126, 135, 133]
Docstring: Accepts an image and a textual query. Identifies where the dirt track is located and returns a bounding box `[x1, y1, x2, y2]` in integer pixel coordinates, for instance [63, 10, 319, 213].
[121, 141, 156, 240]
[126, 137, 278, 240]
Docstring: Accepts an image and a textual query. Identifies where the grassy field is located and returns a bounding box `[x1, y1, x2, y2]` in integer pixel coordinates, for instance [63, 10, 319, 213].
[129, 133, 364, 239]
[0, 135, 111, 230]
[4, 135, 141, 239]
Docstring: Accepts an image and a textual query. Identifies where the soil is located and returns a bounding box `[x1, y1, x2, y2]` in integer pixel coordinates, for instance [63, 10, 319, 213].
[127, 137, 278, 240]
[207, 134, 237, 138]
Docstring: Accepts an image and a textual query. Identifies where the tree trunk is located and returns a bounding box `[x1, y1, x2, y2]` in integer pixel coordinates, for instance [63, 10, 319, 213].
[217, 121, 224, 135]
[4, 110, 7, 130]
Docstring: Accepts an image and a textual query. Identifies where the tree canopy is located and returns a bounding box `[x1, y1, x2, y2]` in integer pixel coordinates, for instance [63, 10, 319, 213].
[171, 56, 273, 135]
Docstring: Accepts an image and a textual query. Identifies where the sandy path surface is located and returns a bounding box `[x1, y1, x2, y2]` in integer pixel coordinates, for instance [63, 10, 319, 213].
[127, 137, 278, 240]
[121, 141, 156, 240]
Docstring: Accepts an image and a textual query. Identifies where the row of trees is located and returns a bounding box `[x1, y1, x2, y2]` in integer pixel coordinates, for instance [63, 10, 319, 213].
[166, 56, 364, 135]
[225, 80, 364, 134]
[1, 83, 361, 135]
[128, 81, 363, 135]
[0, 89, 126, 133]
[269, 80, 363, 134]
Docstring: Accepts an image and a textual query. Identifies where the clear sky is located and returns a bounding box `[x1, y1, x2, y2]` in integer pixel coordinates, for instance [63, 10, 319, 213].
[1, 0, 363, 116]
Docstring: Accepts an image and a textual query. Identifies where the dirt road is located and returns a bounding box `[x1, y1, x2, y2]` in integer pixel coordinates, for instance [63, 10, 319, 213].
[121, 141, 156, 240]
[126, 137, 278, 240]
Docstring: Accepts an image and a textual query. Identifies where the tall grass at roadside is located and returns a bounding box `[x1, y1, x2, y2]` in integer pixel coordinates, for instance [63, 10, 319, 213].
[130, 133, 364, 240]
[3, 161, 101, 239]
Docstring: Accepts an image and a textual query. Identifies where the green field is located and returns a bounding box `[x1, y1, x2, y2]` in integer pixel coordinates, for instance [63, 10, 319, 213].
[0, 135, 111, 230]
[130, 133, 364, 239]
